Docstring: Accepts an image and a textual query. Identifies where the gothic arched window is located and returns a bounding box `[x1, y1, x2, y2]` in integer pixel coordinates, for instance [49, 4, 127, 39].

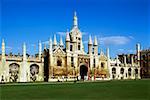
[128, 68, 132, 76]
[112, 68, 116, 74]
[120, 68, 124, 74]
[101, 63, 105, 68]
[57, 59, 62, 66]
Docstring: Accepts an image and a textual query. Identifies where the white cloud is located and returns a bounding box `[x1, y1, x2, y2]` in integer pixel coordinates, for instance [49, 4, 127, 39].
[128, 36, 134, 39]
[117, 49, 136, 54]
[98, 36, 133, 45]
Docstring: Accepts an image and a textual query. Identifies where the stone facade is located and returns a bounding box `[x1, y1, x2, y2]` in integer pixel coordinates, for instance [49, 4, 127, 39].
[0, 12, 141, 83]
[0, 41, 44, 82]
[140, 49, 150, 78]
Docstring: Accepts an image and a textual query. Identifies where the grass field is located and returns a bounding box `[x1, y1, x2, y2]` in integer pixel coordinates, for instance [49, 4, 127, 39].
[0, 80, 149, 100]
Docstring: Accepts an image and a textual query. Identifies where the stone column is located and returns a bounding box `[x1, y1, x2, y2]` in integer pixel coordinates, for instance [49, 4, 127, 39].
[1, 39, 6, 81]
[38, 40, 42, 60]
[136, 43, 140, 67]
[131, 54, 134, 66]
[20, 43, 27, 82]
[124, 55, 127, 66]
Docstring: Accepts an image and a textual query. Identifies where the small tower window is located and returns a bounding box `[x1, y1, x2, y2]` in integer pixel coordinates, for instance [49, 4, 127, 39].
[93, 59, 95, 68]
[71, 57, 74, 67]
[112, 68, 116, 74]
[101, 63, 104, 68]
[78, 44, 80, 50]
[120, 68, 124, 74]
[70, 45, 73, 51]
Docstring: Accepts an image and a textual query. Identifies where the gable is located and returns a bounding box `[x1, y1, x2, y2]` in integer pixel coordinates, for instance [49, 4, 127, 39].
[53, 47, 66, 55]
[99, 54, 107, 61]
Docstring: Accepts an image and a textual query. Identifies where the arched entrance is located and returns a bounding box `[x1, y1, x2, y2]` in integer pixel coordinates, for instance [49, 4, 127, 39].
[80, 64, 88, 80]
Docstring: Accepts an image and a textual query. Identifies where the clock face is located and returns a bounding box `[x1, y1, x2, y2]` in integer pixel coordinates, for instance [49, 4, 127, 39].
[30, 65, 39, 75]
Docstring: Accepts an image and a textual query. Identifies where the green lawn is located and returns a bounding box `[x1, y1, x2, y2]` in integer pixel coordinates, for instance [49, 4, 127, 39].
[0, 80, 149, 100]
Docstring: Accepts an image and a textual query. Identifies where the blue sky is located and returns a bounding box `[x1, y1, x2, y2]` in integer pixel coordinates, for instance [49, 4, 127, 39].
[0, 0, 149, 57]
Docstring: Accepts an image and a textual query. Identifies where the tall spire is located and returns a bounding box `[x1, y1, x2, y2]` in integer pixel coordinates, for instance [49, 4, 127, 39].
[49, 37, 52, 54]
[53, 34, 57, 45]
[73, 11, 78, 27]
[53, 34, 57, 49]
[38, 40, 42, 60]
[106, 47, 110, 59]
[21, 42, 27, 82]
[44, 43, 46, 50]
[136, 43, 140, 66]
[2, 39, 5, 57]
[94, 36, 98, 46]
[59, 36, 64, 47]
[66, 29, 70, 41]
[88, 35, 92, 45]
[23, 42, 26, 61]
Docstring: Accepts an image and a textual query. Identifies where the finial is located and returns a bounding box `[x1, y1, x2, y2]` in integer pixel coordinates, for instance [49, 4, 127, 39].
[73, 11, 78, 27]
[60, 36, 63, 46]
[2, 39, 4, 43]
[66, 29, 70, 41]
[94, 36, 98, 46]
[53, 34, 57, 45]
[88, 35, 92, 45]
[49, 37, 52, 43]
[74, 11, 77, 16]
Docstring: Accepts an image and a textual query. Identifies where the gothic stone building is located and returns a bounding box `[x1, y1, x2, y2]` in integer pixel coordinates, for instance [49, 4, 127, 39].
[0, 12, 141, 83]
[140, 49, 150, 78]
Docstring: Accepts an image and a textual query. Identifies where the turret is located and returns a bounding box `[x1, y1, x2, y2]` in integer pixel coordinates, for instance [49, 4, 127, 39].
[88, 35, 93, 55]
[124, 54, 127, 66]
[38, 40, 42, 60]
[136, 43, 140, 66]
[73, 11, 78, 27]
[2, 39, 5, 60]
[72, 33, 77, 52]
[53, 34, 57, 49]
[106, 47, 111, 78]
[49, 38, 52, 54]
[106, 47, 110, 59]
[116, 55, 119, 67]
[59, 36, 64, 48]
[44, 43, 47, 50]
[20, 42, 27, 82]
[66, 30, 70, 52]
[93, 36, 98, 55]
[23, 42, 26, 61]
